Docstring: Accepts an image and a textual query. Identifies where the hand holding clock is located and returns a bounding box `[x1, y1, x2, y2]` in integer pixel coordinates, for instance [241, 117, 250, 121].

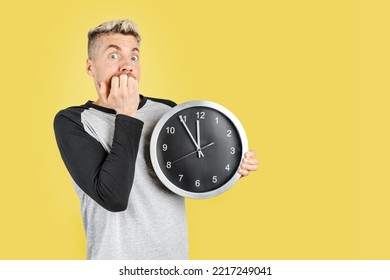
[238, 150, 258, 177]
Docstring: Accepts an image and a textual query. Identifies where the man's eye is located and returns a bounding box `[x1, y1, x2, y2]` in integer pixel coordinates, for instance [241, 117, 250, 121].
[109, 53, 120, 59]
[131, 55, 139, 62]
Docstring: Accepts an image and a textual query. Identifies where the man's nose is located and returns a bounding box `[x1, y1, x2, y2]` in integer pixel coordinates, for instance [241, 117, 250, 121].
[120, 58, 133, 73]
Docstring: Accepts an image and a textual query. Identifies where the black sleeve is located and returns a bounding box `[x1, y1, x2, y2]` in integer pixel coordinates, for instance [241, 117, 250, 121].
[53, 109, 144, 212]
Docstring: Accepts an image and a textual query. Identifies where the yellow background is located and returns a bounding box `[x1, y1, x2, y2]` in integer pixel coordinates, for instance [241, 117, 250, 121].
[0, 0, 389, 259]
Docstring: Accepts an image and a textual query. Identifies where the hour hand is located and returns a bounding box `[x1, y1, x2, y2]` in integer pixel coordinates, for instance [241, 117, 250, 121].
[179, 115, 204, 158]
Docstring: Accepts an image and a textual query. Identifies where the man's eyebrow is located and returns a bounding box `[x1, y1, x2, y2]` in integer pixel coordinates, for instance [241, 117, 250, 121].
[106, 44, 121, 51]
[105, 45, 140, 53]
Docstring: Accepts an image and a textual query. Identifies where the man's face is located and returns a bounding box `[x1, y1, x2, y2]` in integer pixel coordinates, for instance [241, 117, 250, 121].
[86, 33, 141, 96]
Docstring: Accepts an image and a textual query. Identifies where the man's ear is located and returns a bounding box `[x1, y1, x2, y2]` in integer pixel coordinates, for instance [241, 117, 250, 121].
[86, 58, 95, 77]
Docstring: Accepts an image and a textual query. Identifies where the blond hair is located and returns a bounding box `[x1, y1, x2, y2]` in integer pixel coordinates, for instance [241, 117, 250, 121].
[88, 19, 141, 58]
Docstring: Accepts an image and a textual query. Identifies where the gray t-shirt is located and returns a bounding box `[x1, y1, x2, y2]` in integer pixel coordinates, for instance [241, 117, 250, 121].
[54, 96, 188, 259]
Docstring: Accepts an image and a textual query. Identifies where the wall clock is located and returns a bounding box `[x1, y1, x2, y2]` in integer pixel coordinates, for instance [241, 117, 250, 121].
[150, 100, 248, 198]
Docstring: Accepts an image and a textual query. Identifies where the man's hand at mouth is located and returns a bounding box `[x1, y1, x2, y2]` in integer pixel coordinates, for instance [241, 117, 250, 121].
[97, 74, 140, 117]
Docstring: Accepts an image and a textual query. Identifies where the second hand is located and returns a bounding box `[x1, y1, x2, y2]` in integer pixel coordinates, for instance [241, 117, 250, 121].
[171, 142, 215, 164]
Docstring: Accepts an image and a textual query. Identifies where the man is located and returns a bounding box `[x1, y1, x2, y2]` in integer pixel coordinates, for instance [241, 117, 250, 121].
[54, 19, 258, 260]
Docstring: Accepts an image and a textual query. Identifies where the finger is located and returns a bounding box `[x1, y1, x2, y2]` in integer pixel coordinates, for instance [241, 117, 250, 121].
[127, 75, 134, 88]
[240, 162, 258, 171]
[110, 76, 119, 97]
[127, 76, 139, 95]
[119, 74, 128, 90]
[132, 78, 139, 96]
[243, 157, 259, 165]
[245, 150, 256, 158]
[238, 168, 250, 177]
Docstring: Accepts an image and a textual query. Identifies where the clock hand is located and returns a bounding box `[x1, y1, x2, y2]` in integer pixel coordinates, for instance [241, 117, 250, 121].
[200, 141, 214, 151]
[179, 115, 204, 157]
[196, 120, 201, 158]
[171, 142, 215, 164]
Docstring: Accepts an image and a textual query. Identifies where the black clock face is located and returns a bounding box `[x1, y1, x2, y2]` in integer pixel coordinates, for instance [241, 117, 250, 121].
[151, 102, 247, 198]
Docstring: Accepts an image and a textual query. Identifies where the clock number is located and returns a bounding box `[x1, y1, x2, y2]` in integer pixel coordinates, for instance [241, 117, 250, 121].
[225, 164, 230, 171]
[230, 147, 235, 154]
[166, 161, 172, 169]
[227, 130, 232, 137]
[166, 127, 175, 134]
[196, 112, 205, 119]
[182, 115, 187, 123]
[212, 176, 218, 183]
[215, 117, 219, 124]
[178, 174, 183, 181]
[195, 180, 201, 187]
[162, 144, 168, 151]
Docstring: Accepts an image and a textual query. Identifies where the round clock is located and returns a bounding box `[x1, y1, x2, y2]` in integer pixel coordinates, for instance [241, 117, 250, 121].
[150, 100, 248, 199]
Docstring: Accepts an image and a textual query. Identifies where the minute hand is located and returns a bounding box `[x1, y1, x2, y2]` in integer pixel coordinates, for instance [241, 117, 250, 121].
[196, 120, 202, 158]
[179, 116, 204, 157]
